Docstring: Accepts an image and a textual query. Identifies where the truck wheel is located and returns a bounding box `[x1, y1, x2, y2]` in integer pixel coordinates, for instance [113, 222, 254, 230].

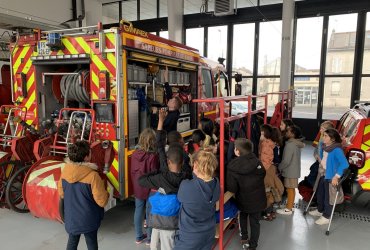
[6, 165, 30, 213]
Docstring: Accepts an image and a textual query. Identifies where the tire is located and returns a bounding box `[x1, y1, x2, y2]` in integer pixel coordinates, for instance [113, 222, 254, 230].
[5, 165, 30, 213]
[0, 161, 22, 207]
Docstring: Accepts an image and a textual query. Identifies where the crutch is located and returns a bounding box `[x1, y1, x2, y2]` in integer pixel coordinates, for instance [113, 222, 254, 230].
[303, 165, 324, 215]
[325, 169, 351, 236]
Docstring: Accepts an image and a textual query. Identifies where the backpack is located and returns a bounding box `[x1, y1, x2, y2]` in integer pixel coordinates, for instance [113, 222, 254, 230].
[149, 192, 180, 217]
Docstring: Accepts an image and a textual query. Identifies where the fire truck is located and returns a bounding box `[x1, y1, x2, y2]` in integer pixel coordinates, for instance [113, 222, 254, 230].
[7, 21, 227, 221]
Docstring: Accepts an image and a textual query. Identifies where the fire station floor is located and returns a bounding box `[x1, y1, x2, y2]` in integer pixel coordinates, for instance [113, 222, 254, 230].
[1, 143, 370, 250]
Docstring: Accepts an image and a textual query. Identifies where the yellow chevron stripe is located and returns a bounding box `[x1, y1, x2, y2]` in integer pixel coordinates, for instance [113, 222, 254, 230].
[106, 172, 119, 191]
[364, 125, 370, 135]
[113, 141, 119, 151]
[91, 55, 109, 73]
[106, 33, 116, 47]
[27, 161, 65, 183]
[75, 37, 90, 54]
[25, 90, 35, 111]
[13, 46, 29, 72]
[62, 38, 78, 54]
[26, 72, 35, 92]
[112, 158, 118, 172]
[107, 53, 116, 68]
[91, 70, 100, 99]
[57, 50, 64, 55]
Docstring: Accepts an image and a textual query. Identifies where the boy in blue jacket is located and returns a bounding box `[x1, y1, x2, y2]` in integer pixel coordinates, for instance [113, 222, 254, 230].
[174, 150, 220, 250]
[58, 141, 108, 250]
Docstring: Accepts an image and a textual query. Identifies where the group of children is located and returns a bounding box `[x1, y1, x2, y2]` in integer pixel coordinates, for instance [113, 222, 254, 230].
[57, 112, 349, 250]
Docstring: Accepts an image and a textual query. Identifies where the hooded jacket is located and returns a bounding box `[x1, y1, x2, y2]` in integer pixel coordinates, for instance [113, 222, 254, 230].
[259, 138, 275, 170]
[131, 149, 159, 200]
[58, 161, 108, 235]
[227, 153, 267, 213]
[278, 138, 305, 179]
[139, 170, 187, 230]
[320, 143, 349, 180]
[177, 175, 220, 234]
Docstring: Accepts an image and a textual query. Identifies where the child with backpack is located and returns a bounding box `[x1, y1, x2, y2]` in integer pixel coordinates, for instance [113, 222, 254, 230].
[227, 138, 266, 250]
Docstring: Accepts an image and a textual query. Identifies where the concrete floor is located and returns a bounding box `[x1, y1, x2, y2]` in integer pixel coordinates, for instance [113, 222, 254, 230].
[1, 143, 370, 250]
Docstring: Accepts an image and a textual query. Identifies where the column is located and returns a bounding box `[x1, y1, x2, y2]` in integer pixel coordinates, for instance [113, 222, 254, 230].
[279, 0, 295, 91]
[167, 0, 184, 43]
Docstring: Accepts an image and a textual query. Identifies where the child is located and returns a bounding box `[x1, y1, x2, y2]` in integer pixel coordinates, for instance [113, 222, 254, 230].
[187, 129, 206, 155]
[309, 128, 349, 225]
[259, 124, 284, 221]
[314, 121, 334, 163]
[227, 138, 266, 250]
[139, 144, 187, 250]
[156, 110, 192, 179]
[277, 125, 305, 215]
[198, 117, 217, 147]
[131, 128, 160, 244]
[58, 141, 108, 250]
[174, 150, 220, 250]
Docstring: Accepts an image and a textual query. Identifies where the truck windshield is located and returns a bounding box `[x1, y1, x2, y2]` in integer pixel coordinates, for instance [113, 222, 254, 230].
[338, 113, 360, 145]
[201, 68, 213, 98]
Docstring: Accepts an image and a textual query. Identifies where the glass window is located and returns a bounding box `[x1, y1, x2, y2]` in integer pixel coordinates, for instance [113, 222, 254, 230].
[258, 21, 282, 76]
[160, 0, 168, 17]
[201, 69, 213, 98]
[231, 78, 253, 96]
[322, 77, 353, 120]
[237, 0, 257, 8]
[260, 0, 283, 6]
[122, 0, 137, 21]
[186, 28, 204, 56]
[326, 14, 358, 75]
[257, 77, 280, 116]
[295, 17, 323, 75]
[207, 26, 228, 65]
[184, 0, 198, 15]
[360, 77, 370, 101]
[140, 0, 157, 20]
[233, 23, 255, 76]
[159, 31, 169, 39]
[362, 12, 370, 74]
[102, 3, 119, 24]
[293, 77, 319, 119]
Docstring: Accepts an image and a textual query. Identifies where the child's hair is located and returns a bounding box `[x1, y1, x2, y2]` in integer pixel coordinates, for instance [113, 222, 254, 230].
[188, 129, 206, 154]
[324, 128, 342, 143]
[321, 121, 334, 130]
[138, 128, 156, 152]
[260, 124, 273, 140]
[271, 126, 282, 146]
[288, 125, 302, 139]
[167, 130, 183, 145]
[68, 140, 90, 163]
[167, 143, 184, 168]
[234, 138, 253, 156]
[214, 122, 230, 143]
[193, 150, 218, 178]
[199, 118, 214, 137]
[281, 119, 294, 129]
[173, 96, 183, 110]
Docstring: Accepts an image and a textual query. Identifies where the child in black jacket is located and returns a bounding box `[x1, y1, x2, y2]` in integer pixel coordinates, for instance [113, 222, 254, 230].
[227, 138, 266, 250]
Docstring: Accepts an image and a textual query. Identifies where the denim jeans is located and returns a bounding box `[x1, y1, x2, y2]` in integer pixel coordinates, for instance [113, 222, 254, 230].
[316, 177, 333, 218]
[66, 230, 98, 250]
[134, 198, 146, 240]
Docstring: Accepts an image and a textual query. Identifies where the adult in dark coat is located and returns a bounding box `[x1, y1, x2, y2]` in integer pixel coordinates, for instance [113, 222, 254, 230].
[227, 138, 266, 250]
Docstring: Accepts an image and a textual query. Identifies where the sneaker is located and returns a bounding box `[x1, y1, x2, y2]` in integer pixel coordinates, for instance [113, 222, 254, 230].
[315, 216, 330, 225]
[145, 239, 151, 246]
[309, 209, 323, 217]
[241, 239, 249, 248]
[135, 234, 147, 244]
[276, 208, 293, 215]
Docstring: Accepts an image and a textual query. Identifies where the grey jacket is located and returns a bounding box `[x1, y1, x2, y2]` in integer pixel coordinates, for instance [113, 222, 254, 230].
[278, 138, 305, 179]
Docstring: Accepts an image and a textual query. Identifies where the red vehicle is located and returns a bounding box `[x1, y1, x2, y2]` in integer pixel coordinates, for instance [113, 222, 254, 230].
[335, 103, 370, 199]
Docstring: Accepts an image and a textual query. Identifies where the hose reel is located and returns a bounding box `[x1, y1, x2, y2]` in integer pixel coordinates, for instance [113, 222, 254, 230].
[60, 69, 90, 107]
